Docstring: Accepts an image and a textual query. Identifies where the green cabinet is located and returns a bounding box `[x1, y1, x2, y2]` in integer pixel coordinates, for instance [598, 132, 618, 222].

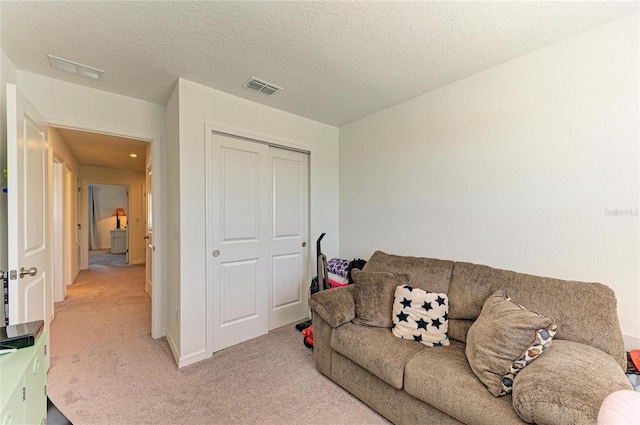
[0, 332, 46, 425]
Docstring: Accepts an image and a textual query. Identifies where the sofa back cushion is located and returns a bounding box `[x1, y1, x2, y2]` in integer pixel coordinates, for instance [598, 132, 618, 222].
[363, 251, 454, 294]
[448, 261, 626, 369]
[351, 270, 409, 328]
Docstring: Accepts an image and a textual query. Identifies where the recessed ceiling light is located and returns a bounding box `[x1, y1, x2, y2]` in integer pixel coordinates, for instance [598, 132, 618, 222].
[129, 154, 138, 158]
[48, 55, 104, 81]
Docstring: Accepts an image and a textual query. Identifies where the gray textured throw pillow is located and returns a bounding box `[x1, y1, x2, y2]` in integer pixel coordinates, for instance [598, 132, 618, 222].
[352, 270, 409, 327]
[465, 290, 558, 397]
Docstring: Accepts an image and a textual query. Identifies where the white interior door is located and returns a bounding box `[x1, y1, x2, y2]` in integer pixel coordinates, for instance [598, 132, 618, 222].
[269, 148, 309, 330]
[6, 83, 50, 328]
[208, 133, 270, 352]
[145, 161, 153, 296]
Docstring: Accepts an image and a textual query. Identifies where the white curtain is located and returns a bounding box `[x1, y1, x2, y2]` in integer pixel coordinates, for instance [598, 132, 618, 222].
[88, 185, 100, 250]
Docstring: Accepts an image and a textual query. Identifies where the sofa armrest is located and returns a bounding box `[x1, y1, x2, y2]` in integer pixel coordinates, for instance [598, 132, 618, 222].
[512, 339, 632, 425]
[309, 285, 356, 328]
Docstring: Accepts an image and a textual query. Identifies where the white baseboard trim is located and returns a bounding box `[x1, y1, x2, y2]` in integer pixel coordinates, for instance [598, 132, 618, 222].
[178, 348, 209, 369]
[624, 334, 640, 351]
[165, 330, 180, 367]
[165, 331, 209, 368]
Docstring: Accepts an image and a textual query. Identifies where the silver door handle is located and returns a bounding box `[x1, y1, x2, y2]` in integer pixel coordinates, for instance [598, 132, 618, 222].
[19, 267, 37, 278]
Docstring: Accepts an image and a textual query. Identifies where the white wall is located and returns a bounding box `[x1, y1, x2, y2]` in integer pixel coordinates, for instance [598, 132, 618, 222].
[165, 83, 181, 357]
[173, 78, 339, 366]
[79, 167, 145, 264]
[48, 127, 80, 284]
[339, 14, 639, 348]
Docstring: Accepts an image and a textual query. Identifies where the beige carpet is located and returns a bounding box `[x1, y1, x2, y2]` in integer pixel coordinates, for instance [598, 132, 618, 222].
[88, 249, 126, 266]
[48, 263, 389, 425]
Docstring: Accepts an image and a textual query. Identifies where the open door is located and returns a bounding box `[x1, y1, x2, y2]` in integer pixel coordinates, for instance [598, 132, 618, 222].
[145, 159, 153, 296]
[6, 83, 50, 332]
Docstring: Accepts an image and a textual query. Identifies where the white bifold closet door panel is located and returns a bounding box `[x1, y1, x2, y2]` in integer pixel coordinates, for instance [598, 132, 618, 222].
[269, 147, 309, 330]
[209, 134, 271, 352]
[207, 133, 309, 353]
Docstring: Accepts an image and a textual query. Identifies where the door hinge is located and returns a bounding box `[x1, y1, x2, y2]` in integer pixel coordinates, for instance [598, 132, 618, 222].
[10, 270, 17, 280]
[23, 386, 26, 401]
[78, 187, 81, 192]
[44, 344, 47, 355]
[44, 384, 47, 395]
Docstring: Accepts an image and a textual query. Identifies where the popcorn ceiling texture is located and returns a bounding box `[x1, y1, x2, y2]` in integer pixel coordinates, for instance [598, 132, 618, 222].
[1, 1, 637, 125]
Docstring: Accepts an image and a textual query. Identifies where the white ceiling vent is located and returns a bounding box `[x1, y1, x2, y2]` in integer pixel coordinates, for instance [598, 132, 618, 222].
[244, 77, 282, 96]
[48, 55, 104, 80]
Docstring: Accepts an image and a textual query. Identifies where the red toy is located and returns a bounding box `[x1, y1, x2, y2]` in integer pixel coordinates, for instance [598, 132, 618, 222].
[302, 325, 314, 348]
[631, 349, 640, 373]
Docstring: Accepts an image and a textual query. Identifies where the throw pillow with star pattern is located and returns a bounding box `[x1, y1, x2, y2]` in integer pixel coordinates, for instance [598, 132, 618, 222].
[391, 284, 450, 347]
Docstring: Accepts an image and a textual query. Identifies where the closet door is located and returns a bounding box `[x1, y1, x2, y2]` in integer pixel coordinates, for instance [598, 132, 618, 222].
[208, 133, 270, 352]
[269, 148, 309, 330]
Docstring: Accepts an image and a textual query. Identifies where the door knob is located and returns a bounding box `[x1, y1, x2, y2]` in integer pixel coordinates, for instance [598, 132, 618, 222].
[302, 242, 307, 247]
[19, 267, 37, 278]
[143, 235, 150, 240]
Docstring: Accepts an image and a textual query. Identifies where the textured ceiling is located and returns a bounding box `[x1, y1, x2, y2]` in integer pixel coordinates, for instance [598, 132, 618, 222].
[54, 127, 148, 172]
[1, 1, 638, 127]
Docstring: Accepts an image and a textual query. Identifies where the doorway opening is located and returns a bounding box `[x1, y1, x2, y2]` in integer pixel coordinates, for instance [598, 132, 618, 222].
[48, 125, 161, 339]
[87, 183, 129, 267]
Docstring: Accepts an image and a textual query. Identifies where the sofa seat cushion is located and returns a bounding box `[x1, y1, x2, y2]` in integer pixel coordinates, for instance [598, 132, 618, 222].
[404, 341, 526, 425]
[513, 339, 633, 425]
[331, 322, 425, 389]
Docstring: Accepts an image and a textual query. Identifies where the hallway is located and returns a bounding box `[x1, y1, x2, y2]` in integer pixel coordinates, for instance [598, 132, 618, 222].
[47, 263, 172, 423]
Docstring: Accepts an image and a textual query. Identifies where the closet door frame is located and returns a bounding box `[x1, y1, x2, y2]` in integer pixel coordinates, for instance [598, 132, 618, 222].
[205, 123, 312, 355]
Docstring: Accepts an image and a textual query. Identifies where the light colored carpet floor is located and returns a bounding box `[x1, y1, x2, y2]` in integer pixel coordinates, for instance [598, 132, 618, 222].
[88, 249, 126, 266]
[48, 263, 389, 424]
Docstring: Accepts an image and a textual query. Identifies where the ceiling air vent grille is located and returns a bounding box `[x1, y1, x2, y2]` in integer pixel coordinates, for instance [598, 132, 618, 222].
[244, 77, 282, 96]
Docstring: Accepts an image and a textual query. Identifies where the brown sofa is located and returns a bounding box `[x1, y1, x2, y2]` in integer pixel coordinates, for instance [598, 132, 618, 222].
[309, 251, 632, 424]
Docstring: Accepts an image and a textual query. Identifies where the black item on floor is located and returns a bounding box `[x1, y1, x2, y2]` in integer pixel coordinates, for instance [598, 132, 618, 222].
[295, 233, 329, 342]
[295, 319, 312, 332]
[47, 397, 73, 425]
[628, 351, 640, 375]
